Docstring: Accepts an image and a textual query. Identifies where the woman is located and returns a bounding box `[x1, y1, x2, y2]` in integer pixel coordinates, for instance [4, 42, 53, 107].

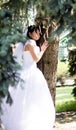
[1, 25, 55, 130]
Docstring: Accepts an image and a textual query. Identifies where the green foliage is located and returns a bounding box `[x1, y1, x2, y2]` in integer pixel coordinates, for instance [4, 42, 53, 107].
[68, 48, 76, 75]
[0, 9, 26, 113]
[71, 87, 76, 99]
[57, 61, 70, 86]
[35, 0, 76, 45]
[48, 0, 76, 43]
[56, 100, 76, 112]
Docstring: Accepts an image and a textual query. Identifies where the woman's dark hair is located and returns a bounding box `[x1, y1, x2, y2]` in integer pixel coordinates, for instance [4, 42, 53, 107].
[27, 25, 36, 38]
[27, 25, 41, 47]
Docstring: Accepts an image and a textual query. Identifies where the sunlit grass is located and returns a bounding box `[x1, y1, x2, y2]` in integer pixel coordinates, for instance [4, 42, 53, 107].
[56, 86, 74, 102]
[56, 100, 76, 112]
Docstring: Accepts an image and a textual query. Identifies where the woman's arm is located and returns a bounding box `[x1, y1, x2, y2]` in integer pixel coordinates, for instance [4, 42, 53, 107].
[24, 42, 48, 63]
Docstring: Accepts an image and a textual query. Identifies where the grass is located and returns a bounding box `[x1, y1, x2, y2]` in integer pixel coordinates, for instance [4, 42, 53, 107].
[56, 85, 76, 112]
[56, 60, 76, 112]
[56, 86, 74, 102]
[56, 100, 76, 112]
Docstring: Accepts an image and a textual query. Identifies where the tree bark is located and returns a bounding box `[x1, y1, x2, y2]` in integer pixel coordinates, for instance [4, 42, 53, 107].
[37, 40, 59, 105]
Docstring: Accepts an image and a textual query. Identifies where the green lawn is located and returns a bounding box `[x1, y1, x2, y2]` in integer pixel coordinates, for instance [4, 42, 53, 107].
[56, 61, 76, 112]
[56, 85, 76, 112]
[56, 86, 75, 103]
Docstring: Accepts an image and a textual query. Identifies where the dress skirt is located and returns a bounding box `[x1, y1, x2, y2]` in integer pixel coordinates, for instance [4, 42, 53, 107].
[1, 64, 55, 130]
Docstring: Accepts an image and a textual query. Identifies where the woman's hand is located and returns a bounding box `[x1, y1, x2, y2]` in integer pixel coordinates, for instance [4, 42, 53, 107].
[40, 41, 48, 52]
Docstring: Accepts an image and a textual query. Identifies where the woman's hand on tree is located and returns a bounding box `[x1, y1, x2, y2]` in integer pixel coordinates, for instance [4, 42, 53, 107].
[41, 41, 48, 52]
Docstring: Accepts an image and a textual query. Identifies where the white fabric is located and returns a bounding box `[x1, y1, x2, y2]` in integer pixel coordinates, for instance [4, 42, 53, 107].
[13, 42, 24, 66]
[1, 39, 55, 130]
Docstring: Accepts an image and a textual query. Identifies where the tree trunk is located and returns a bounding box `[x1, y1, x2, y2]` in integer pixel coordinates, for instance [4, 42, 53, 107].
[37, 40, 59, 105]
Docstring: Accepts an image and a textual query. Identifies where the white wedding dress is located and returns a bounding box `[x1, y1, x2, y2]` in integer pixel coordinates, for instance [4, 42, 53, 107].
[1, 39, 55, 130]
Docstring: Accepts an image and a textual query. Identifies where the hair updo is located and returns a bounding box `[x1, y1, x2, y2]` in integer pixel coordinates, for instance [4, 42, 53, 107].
[27, 25, 40, 38]
[27, 25, 36, 38]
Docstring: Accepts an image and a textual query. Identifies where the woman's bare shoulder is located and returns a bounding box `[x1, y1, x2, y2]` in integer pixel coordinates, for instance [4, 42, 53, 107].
[24, 43, 34, 51]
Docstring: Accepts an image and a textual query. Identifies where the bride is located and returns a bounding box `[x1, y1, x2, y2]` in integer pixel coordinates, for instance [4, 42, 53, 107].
[1, 25, 55, 130]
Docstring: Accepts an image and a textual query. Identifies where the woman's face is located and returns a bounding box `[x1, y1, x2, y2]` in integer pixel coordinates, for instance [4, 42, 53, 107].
[29, 29, 40, 41]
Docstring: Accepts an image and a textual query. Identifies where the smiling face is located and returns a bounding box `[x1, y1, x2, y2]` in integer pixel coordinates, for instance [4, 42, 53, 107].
[29, 29, 40, 41]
